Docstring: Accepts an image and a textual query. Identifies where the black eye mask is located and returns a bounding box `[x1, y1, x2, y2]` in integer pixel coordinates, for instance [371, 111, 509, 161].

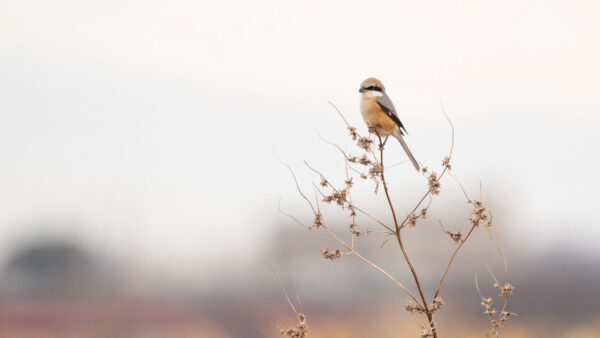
[364, 85, 382, 92]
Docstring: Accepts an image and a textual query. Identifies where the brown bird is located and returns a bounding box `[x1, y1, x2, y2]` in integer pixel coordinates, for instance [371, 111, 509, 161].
[359, 77, 420, 171]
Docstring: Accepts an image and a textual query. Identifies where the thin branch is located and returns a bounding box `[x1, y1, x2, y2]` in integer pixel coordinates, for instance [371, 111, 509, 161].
[475, 273, 482, 296]
[319, 222, 422, 307]
[487, 229, 510, 282]
[399, 106, 456, 230]
[328, 101, 353, 130]
[319, 130, 393, 223]
[312, 187, 321, 214]
[304, 160, 394, 233]
[317, 130, 368, 177]
[279, 197, 309, 228]
[440, 101, 455, 161]
[275, 152, 317, 215]
[266, 263, 298, 316]
[438, 220, 449, 234]
[486, 264, 500, 286]
[352, 205, 394, 233]
[448, 172, 471, 202]
[317, 130, 352, 160]
[386, 160, 409, 169]
[290, 280, 304, 314]
[434, 223, 477, 299]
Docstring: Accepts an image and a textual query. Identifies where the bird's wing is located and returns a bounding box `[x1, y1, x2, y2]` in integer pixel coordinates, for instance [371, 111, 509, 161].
[376, 93, 407, 135]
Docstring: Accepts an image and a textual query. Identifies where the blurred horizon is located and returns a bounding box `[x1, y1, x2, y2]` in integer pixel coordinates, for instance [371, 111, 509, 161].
[0, 213, 599, 337]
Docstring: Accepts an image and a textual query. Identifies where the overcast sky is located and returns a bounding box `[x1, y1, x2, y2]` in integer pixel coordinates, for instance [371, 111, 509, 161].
[0, 0, 599, 281]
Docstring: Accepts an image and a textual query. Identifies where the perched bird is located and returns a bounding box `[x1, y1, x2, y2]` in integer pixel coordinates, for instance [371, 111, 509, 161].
[359, 77, 420, 171]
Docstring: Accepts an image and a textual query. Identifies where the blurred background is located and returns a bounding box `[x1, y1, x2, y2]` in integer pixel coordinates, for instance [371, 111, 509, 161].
[1, 0, 599, 337]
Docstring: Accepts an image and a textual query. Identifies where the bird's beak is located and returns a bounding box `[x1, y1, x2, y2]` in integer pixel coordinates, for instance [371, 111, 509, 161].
[358, 88, 364, 93]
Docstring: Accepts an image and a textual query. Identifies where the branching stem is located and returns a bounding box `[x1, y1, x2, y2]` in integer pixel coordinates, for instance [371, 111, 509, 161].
[376, 133, 437, 337]
[434, 224, 477, 299]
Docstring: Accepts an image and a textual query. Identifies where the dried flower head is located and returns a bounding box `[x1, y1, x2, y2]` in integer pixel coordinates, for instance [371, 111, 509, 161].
[479, 281, 516, 338]
[442, 156, 451, 170]
[280, 312, 308, 337]
[428, 172, 441, 195]
[481, 296, 492, 308]
[321, 248, 342, 261]
[448, 231, 463, 243]
[420, 207, 428, 219]
[469, 200, 489, 227]
[369, 163, 383, 178]
[481, 296, 497, 317]
[331, 189, 348, 206]
[419, 326, 434, 338]
[358, 154, 371, 166]
[348, 205, 357, 217]
[408, 213, 419, 228]
[319, 177, 328, 187]
[345, 177, 353, 188]
[499, 311, 516, 322]
[404, 300, 425, 314]
[322, 188, 349, 207]
[379, 238, 389, 249]
[429, 296, 445, 313]
[348, 126, 358, 140]
[349, 221, 360, 237]
[312, 213, 322, 229]
[357, 137, 373, 151]
[495, 282, 515, 297]
[368, 163, 383, 193]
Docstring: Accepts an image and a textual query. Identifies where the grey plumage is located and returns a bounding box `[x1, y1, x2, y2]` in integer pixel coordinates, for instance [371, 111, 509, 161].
[376, 93, 407, 136]
[376, 93, 419, 171]
[394, 130, 420, 171]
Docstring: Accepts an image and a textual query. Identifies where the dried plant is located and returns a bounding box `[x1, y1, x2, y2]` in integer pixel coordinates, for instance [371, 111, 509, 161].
[276, 102, 514, 337]
[475, 241, 516, 337]
[267, 263, 309, 338]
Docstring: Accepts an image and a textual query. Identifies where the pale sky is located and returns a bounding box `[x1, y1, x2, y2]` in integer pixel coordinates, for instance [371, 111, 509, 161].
[0, 0, 599, 281]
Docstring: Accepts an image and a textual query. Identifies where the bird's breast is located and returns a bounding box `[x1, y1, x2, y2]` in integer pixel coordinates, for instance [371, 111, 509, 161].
[360, 96, 397, 136]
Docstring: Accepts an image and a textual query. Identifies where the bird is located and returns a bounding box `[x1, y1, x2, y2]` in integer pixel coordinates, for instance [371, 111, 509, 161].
[359, 77, 420, 171]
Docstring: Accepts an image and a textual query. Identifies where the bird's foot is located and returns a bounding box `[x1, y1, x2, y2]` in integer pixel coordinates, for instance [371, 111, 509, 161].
[379, 136, 389, 150]
[368, 126, 378, 134]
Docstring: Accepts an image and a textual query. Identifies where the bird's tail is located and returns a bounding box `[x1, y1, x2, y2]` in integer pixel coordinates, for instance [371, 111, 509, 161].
[394, 131, 420, 171]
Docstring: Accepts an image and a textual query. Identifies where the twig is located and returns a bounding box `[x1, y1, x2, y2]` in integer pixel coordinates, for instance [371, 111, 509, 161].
[274, 152, 317, 215]
[434, 173, 478, 298]
[398, 106, 455, 230]
[303, 160, 394, 233]
[320, 222, 423, 307]
[434, 223, 477, 299]
[279, 197, 310, 228]
[266, 263, 298, 316]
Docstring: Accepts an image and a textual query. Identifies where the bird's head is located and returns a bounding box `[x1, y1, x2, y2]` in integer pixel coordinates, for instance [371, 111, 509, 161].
[359, 78, 385, 96]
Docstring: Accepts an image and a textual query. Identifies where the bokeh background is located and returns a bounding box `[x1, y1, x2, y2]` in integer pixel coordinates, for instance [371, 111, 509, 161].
[1, 0, 599, 337]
